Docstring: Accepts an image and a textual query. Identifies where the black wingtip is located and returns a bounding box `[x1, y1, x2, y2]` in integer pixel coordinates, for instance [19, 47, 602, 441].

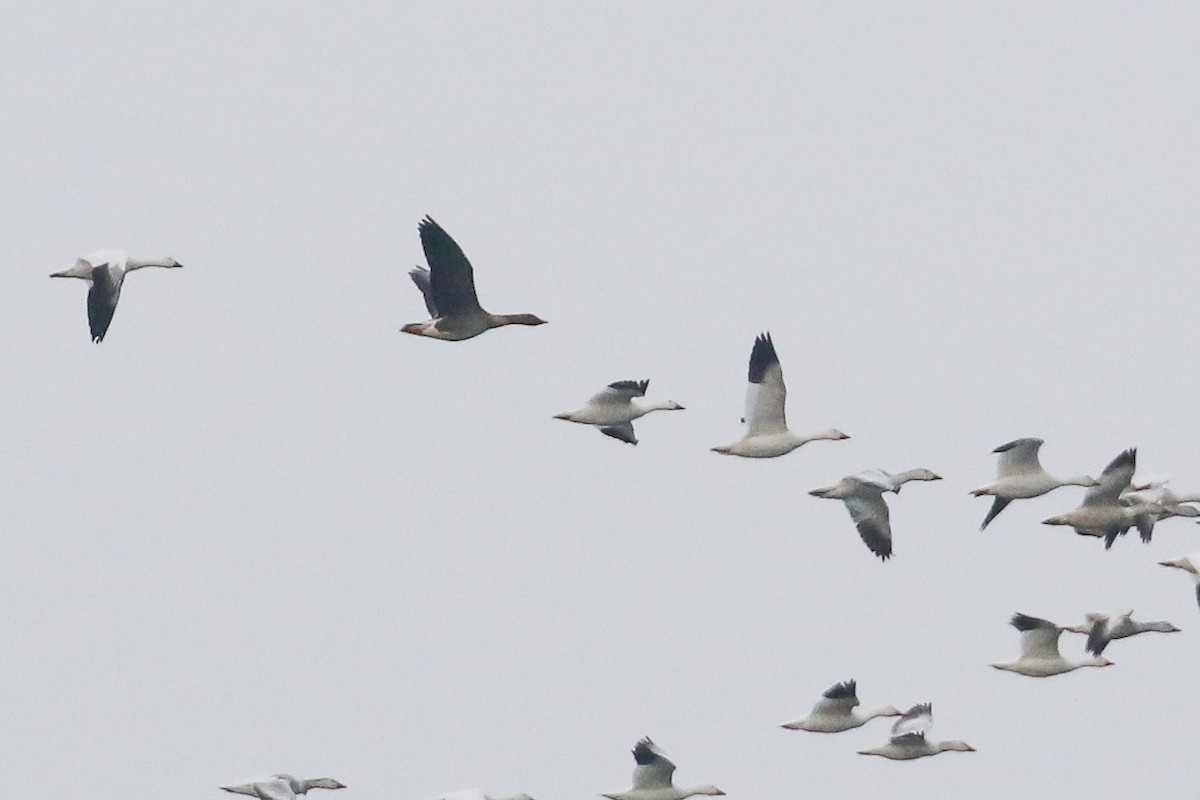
[747, 332, 778, 384]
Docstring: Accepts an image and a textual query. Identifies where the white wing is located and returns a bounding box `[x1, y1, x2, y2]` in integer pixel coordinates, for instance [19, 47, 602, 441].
[994, 438, 1044, 478]
[1011, 613, 1063, 659]
[631, 738, 676, 790]
[744, 333, 787, 436]
[891, 703, 932, 738]
[589, 380, 648, 406]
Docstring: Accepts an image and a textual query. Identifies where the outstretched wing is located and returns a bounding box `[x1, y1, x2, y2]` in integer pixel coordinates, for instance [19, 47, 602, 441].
[408, 266, 439, 317]
[86, 266, 121, 342]
[891, 703, 932, 738]
[589, 380, 649, 405]
[1011, 613, 1063, 659]
[994, 438, 1043, 478]
[1084, 449, 1136, 506]
[599, 422, 638, 445]
[813, 679, 859, 714]
[744, 332, 787, 436]
[419, 216, 482, 317]
[631, 738, 675, 790]
[842, 484, 893, 560]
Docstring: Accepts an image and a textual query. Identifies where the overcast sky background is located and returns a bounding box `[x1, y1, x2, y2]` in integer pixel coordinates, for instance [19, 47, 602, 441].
[2, 3, 1198, 798]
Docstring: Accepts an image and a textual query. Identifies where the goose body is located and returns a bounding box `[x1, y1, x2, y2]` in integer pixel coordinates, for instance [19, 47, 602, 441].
[809, 469, 942, 560]
[1158, 553, 1200, 610]
[1042, 449, 1157, 548]
[554, 380, 684, 445]
[711, 333, 848, 458]
[601, 737, 725, 800]
[221, 775, 346, 800]
[991, 613, 1114, 676]
[780, 679, 902, 732]
[971, 438, 1098, 529]
[50, 249, 182, 342]
[402, 217, 546, 341]
[857, 704, 975, 760]
[1063, 610, 1180, 655]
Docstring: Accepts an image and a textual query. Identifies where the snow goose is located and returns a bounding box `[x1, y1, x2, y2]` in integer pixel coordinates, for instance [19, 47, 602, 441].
[601, 737, 725, 800]
[221, 775, 346, 799]
[553, 380, 684, 445]
[857, 704, 975, 760]
[402, 217, 546, 341]
[50, 250, 182, 342]
[971, 438, 1098, 529]
[780, 679, 902, 732]
[991, 613, 1113, 676]
[1121, 482, 1200, 524]
[711, 333, 848, 458]
[1158, 553, 1200, 610]
[810, 469, 942, 560]
[1062, 610, 1180, 655]
[1042, 449, 1160, 548]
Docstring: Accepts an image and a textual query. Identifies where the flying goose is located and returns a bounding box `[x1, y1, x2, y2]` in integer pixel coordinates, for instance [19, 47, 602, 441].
[971, 438, 1098, 529]
[402, 217, 546, 340]
[1062, 610, 1181, 655]
[711, 333, 848, 458]
[809, 469, 942, 560]
[779, 679, 902, 732]
[601, 737, 725, 800]
[1042, 449, 1159, 548]
[857, 703, 975, 760]
[991, 613, 1114, 676]
[553, 380, 684, 445]
[220, 775, 346, 800]
[50, 250, 182, 342]
[1158, 553, 1200, 611]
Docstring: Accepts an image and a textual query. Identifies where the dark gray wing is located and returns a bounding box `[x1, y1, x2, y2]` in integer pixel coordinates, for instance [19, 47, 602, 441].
[408, 266, 438, 317]
[823, 679, 857, 701]
[419, 216, 482, 316]
[980, 497, 1011, 530]
[844, 486, 893, 561]
[600, 422, 638, 445]
[1086, 619, 1111, 656]
[607, 379, 649, 396]
[86, 267, 120, 342]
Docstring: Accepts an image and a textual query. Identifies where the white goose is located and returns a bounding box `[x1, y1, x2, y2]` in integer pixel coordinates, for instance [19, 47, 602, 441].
[1042, 449, 1159, 548]
[809, 469, 942, 560]
[857, 704, 975, 760]
[51, 249, 183, 342]
[711, 332, 848, 458]
[1158, 553, 1200, 611]
[553, 380, 684, 445]
[403, 217, 546, 341]
[780, 679, 902, 732]
[601, 737, 725, 800]
[1121, 482, 1200, 524]
[971, 438, 1098, 529]
[1062, 610, 1181, 655]
[991, 613, 1114, 677]
[221, 775, 346, 800]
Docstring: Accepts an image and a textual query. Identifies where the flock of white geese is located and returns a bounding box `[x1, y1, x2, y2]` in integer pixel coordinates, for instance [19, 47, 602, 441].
[51, 217, 1200, 798]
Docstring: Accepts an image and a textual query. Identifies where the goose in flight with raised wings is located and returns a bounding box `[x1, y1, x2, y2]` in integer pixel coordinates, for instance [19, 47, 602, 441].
[857, 703, 975, 760]
[1042, 449, 1160, 548]
[601, 737, 725, 800]
[51, 249, 182, 342]
[711, 332, 848, 458]
[403, 216, 546, 341]
[971, 437, 1098, 529]
[553, 380, 684, 445]
[1062, 610, 1180, 655]
[991, 613, 1114, 677]
[809, 469, 941, 560]
[220, 774, 346, 800]
[780, 679, 902, 732]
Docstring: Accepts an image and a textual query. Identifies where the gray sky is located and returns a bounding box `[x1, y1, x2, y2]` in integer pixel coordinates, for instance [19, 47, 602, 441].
[3, 2, 1198, 798]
